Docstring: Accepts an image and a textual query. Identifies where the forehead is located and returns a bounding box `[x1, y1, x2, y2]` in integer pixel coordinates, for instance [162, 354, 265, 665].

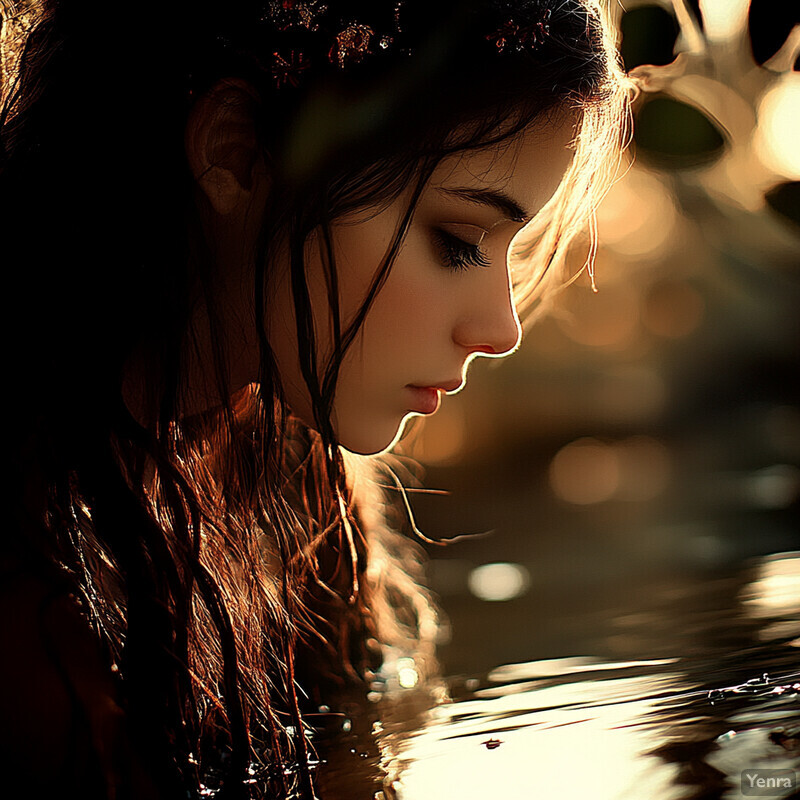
[426, 113, 579, 218]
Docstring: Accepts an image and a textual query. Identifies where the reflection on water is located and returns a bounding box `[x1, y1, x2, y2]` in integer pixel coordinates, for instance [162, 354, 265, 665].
[392, 664, 688, 800]
[388, 662, 798, 800]
[313, 553, 800, 800]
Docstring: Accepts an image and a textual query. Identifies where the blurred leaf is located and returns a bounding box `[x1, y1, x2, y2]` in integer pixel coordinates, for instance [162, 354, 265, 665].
[765, 182, 800, 228]
[620, 6, 680, 71]
[634, 96, 726, 168]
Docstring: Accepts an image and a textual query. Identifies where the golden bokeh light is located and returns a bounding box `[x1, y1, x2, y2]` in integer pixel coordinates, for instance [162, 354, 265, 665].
[741, 553, 800, 618]
[555, 283, 640, 349]
[549, 436, 672, 505]
[754, 76, 800, 180]
[467, 562, 531, 602]
[743, 551, 800, 642]
[397, 657, 420, 689]
[596, 168, 678, 260]
[549, 438, 620, 505]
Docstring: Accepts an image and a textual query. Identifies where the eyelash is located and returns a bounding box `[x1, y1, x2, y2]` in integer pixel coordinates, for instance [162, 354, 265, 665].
[433, 228, 491, 272]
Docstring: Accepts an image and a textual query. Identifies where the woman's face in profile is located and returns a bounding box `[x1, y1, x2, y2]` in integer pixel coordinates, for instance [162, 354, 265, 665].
[267, 116, 577, 454]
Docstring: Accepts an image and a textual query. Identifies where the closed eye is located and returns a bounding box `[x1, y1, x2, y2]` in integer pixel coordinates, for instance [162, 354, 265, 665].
[433, 228, 491, 272]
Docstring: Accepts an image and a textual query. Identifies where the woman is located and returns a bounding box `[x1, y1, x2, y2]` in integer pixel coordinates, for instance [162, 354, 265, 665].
[1, 0, 629, 797]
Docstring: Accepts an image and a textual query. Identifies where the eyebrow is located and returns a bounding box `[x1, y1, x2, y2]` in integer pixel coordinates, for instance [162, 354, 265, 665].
[436, 187, 532, 224]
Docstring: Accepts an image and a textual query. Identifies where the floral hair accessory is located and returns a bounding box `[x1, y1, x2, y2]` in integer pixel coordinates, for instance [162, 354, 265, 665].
[329, 22, 375, 68]
[263, 0, 329, 32]
[486, 8, 551, 53]
[260, 0, 553, 88]
[271, 50, 311, 87]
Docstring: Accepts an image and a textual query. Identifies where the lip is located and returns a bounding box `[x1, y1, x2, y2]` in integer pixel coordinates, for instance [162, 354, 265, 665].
[405, 379, 463, 415]
[405, 386, 442, 415]
[412, 378, 464, 393]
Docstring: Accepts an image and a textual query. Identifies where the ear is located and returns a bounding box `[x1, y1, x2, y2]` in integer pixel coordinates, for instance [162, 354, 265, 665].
[185, 79, 265, 216]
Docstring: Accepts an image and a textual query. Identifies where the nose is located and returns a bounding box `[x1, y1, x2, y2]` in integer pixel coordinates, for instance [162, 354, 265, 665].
[451, 267, 522, 357]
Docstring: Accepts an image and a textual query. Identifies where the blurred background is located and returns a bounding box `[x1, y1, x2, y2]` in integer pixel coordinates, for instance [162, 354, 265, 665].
[395, 0, 800, 677]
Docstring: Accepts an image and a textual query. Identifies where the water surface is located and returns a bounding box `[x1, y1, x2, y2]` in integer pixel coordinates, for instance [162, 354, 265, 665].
[314, 552, 799, 800]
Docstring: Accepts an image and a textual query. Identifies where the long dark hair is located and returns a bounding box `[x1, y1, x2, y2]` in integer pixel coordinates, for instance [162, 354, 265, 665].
[1, 0, 629, 796]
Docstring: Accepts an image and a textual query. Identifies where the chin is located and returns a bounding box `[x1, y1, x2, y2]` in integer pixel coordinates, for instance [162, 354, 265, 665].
[338, 415, 407, 456]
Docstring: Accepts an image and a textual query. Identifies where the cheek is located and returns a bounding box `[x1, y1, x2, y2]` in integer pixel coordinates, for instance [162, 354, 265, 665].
[297, 220, 459, 452]
[348, 239, 452, 370]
